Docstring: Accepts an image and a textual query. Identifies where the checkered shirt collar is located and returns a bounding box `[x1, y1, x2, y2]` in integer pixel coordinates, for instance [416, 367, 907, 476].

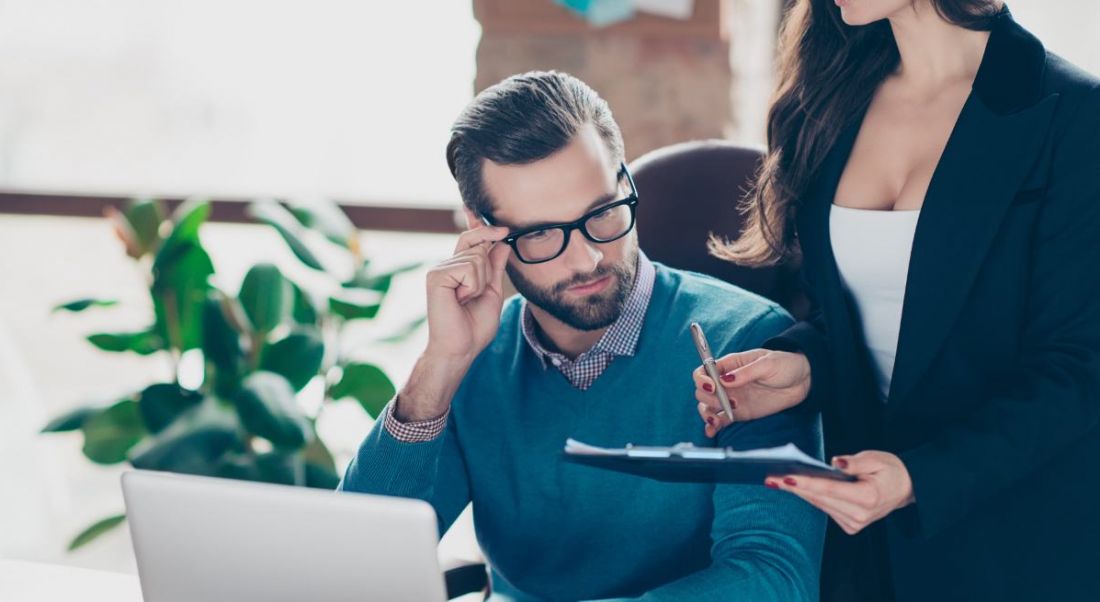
[520, 252, 655, 369]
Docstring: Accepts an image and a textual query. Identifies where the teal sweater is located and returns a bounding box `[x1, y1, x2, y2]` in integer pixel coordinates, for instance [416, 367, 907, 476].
[340, 265, 825, 601]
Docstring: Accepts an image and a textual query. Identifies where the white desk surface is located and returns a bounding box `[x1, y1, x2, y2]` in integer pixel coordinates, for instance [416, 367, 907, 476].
[0, 559, 142, 602]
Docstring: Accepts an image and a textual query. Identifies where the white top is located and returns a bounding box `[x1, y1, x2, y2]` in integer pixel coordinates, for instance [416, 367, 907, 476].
[829, 204, 921, 401]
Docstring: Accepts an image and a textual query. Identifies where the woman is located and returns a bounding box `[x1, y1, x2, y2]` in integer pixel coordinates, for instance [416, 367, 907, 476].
[693, 1, 1100, 600]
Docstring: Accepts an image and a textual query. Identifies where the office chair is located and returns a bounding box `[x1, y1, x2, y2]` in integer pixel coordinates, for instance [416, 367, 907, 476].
[631, 139, 807, 319]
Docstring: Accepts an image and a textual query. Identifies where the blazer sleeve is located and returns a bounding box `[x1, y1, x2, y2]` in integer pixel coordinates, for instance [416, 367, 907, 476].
[763, 265, 836, 415]
[899, 85, 1100, 538]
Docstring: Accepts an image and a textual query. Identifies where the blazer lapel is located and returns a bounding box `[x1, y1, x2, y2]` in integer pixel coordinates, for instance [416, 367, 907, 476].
[802, 117, 888, 444]
[887, 13, 1060, 408]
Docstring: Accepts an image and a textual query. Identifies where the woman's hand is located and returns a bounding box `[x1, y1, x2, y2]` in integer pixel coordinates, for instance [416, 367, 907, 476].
[693, 349, 811, 437]
[766, 451, 916, 535]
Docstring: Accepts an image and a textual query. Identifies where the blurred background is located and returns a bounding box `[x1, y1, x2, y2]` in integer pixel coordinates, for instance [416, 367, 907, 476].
[1, 0, 1096, 579]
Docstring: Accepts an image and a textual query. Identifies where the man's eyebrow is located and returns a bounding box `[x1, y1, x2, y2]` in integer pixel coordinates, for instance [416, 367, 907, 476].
[507, 192, 619, 232]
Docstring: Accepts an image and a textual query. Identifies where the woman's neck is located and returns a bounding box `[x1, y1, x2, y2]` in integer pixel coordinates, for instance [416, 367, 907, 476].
[887, 2, 999, 90]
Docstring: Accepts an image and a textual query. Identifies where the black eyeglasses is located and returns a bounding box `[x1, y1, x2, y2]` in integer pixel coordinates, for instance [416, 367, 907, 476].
[480, 163, 639, 264]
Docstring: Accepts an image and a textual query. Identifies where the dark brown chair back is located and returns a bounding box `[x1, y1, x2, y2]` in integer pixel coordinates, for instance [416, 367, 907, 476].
[630, 140, 806, 319]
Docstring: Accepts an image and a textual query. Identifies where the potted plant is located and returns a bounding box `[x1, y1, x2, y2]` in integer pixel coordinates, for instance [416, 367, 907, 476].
[43, 196, 424, 550]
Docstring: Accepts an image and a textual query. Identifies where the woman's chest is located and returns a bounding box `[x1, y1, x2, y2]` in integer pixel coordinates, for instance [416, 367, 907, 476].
[835, 82, 972, 211]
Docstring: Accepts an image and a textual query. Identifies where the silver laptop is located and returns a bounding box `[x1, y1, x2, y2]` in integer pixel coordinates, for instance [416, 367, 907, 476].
[121, 470, 447, 602]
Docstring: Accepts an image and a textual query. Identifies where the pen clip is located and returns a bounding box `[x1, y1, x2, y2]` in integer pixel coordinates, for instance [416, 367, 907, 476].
[690, 322, 711, 358]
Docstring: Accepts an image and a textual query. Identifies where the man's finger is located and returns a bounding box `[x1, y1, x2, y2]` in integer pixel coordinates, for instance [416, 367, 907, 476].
[488, 242, 512, 282]
[440, 253, 491, 301]
[433, 260, 484, 303]
[455, 226, 509, 254]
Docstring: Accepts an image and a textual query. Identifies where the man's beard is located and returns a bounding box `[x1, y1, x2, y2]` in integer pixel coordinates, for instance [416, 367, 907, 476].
[507, 246, 639, 332]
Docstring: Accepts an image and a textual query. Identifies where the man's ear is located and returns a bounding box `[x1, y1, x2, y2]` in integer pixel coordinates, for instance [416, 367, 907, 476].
[462, 207, 480, 230]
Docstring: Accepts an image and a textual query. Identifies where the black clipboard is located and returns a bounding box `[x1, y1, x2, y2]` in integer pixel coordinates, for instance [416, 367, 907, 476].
[563, 439, 857, 484]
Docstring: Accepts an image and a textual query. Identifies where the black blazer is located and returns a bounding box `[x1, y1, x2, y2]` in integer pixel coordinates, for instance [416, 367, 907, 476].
[768, 10, 1100, 602]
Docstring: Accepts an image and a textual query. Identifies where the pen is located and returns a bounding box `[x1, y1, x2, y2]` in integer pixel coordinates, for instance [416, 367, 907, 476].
[690, 322, 735, 423]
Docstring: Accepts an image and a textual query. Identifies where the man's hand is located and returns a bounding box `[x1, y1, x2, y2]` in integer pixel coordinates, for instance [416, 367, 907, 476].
[425, 224, 512, 360]
[693, 349, 811, 437]
[396, 224, 511, 422]
[765, 451, 916, 535]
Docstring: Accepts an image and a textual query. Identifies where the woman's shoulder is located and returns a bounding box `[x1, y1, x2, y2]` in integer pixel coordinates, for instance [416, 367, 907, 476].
[1042, 51, 1100, 107]
[1037, 52, 1100, 159]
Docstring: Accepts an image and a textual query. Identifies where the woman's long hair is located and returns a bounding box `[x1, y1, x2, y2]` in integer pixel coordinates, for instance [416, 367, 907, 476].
[710, 0, 1004, 267]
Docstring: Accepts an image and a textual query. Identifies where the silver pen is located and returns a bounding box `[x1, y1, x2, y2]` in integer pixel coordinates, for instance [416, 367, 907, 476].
[690, 322, 735, 422]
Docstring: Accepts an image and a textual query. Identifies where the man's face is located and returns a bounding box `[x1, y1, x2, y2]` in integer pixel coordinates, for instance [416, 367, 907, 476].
[479, 123, 639, 332]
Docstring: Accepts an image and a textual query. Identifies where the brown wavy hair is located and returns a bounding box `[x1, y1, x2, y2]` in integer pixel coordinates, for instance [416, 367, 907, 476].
[710, 0, 1004, 267]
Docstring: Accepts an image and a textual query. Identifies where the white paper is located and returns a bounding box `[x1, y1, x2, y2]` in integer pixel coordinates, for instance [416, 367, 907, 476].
[564, 439, 834, 471]
[564, 438, 628, 456]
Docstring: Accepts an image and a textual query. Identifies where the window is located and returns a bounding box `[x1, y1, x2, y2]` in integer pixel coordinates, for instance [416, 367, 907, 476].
[0, 0, 479, 206]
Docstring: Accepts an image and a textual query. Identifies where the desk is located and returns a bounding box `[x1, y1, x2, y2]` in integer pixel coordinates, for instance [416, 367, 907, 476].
[0, 559, 142, 601]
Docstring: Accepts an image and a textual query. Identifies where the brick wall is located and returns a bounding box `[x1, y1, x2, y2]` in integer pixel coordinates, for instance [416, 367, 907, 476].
[472, 0, 778, 160]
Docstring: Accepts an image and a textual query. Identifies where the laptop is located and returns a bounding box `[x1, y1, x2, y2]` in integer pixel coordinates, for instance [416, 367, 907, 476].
[121, 470, 447, 602]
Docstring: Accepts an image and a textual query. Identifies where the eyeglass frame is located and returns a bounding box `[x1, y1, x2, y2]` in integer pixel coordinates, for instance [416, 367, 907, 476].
[478, 162, 639, 265]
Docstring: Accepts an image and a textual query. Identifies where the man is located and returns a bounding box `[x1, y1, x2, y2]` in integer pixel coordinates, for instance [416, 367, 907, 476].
[340, 71, 825, 601]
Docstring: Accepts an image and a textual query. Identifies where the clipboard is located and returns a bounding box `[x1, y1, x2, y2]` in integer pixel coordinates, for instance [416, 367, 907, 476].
[563, 439, 857, 484]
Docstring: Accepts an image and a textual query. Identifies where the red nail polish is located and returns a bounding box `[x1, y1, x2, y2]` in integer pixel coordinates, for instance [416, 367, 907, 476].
[765, 481, 779, 489]
[721, 373, 735, 383]
[706, 416, 715, 426]
[702, 382, 714, 393]
[835, 458, 849, 469]
[783, 477, 797, 487]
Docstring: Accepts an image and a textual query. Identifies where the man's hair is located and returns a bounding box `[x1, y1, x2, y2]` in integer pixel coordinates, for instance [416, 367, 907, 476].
[445, 70, 625, 216]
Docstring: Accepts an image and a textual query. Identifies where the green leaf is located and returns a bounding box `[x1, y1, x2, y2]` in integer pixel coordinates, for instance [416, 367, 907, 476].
[86, 330, 163, 355]
[247, 201, 325, 271]
[68, 514, 127, 551]
[238, 263, 290, 334]
[217, 451, 306, 486]
[302, 436, 340, 489]
[261, 328, 324, 391]
[345, 260, 425, 294]
[152, 242, 215, 351]
[154, 199, 210, 270]
[328, 289, 382, 321]
[201, 294, 245, 397]
[377, 315, 428, 344]
[359, 274, 394, 295]
[302, 436, 336, 473]
[41, 406, 101, 433]
[124, 198, 166, 255]
[129, 403, 243, 476]
[290, 282, 319, 326]
[233, 372, 310, 450]
[81, 399, 147, 464]
[166, 198, 208, 244]
[255, 451, 301, 485]
[52, 298, 119, 313]
[285, 198, 356, 248]
[214, 452, 262, 482]
[329, 363, 395, 418]
[305, 463, 341, 489]
[137, 383, 204, 435]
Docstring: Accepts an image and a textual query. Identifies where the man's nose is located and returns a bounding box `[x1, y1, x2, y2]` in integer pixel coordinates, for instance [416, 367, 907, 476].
[559, 231, 603, 274]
